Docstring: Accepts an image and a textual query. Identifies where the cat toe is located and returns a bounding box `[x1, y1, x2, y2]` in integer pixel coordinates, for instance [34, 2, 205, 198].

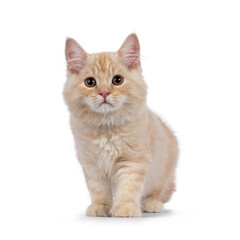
[86, 203, 110, 217]
[110, 202, 141, 217]
[143, 198, 163, 213]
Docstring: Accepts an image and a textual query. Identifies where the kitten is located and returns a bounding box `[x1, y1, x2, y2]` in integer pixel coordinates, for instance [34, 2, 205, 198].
[63, 33, 178, 217]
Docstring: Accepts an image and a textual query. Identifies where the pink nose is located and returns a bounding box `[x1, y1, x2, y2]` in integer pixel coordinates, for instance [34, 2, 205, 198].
[99, 91, 110, 99]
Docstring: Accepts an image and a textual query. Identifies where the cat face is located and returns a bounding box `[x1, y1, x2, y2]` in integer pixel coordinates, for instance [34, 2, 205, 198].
[64, 34, 147, 116]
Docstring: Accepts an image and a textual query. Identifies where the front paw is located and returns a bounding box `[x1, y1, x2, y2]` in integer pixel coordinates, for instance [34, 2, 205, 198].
[110, 202, 141, 217]
[86, 203, 110, 217]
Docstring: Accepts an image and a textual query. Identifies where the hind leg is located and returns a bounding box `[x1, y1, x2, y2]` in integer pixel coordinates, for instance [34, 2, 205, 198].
[142, 193, 163, 213]
[160, 179, 176, 203]
[142, 178, 175, 213]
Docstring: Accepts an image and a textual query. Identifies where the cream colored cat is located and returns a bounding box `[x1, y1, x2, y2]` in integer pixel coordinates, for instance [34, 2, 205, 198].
[63, 33, 178, 217]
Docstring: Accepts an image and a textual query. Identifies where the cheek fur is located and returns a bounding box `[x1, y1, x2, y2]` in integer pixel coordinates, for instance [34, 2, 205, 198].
[111, 77, 146, 105]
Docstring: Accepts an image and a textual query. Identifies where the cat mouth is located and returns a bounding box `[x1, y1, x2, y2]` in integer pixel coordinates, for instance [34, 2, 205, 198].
[99, 101, 113, 107]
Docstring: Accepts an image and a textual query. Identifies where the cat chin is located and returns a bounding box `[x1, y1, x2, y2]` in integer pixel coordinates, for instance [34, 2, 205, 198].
[91, 103, 120, 114]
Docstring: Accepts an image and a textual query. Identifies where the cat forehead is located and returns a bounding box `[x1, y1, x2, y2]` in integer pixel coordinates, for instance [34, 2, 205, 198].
[88, 52, 119, 74]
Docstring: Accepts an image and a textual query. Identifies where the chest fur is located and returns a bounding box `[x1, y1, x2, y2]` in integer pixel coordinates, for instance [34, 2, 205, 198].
[91, 135, 121, 176]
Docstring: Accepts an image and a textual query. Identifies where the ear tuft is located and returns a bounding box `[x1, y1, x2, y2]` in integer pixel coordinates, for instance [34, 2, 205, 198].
[65, 38, 87, 73]
[118, 33, 140, 69]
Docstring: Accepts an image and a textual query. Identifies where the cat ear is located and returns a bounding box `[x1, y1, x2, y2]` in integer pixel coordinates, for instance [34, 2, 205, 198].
[118, 33, 140, 69]
[65, 38, 87, 73]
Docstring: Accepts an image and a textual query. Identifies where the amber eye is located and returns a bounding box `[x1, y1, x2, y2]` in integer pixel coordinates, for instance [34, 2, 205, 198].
[85, 77, 96, 88]
[112, 75, 124, 86]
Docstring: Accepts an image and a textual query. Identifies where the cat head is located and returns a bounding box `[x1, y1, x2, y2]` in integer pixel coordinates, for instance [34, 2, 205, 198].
[63, 33, 147, 119]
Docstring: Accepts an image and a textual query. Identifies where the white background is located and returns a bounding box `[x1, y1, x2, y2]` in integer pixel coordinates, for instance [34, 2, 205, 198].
[0, 0, 240, 239]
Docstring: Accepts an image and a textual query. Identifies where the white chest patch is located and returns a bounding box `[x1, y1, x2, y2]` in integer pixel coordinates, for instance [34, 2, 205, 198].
[92, 135, 120, 177]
